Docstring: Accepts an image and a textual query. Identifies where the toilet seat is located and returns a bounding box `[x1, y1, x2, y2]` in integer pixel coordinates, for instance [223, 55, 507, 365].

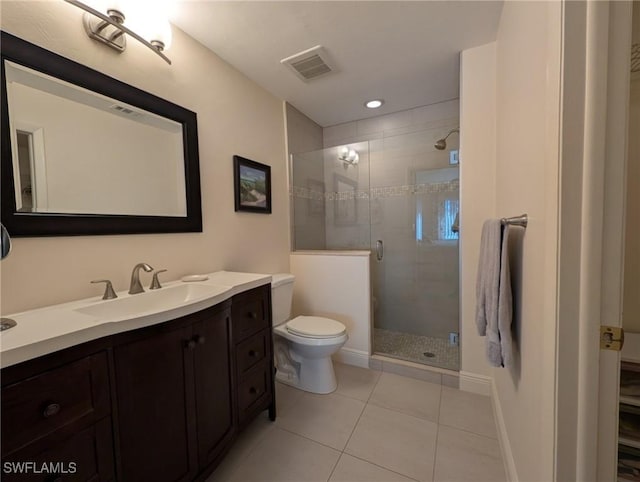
[286, 316, 346, 339]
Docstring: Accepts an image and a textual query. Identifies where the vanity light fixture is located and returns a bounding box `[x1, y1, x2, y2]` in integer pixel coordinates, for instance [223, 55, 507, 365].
[64, 0, 172, 64]
[365, 99, 384, 109]
[338, 146, 359, 168]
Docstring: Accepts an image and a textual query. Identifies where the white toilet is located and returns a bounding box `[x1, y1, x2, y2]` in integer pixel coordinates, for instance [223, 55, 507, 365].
[271, 273, 348, 394]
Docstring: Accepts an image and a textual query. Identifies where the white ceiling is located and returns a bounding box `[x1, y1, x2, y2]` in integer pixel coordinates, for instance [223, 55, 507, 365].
[171, 1, 503, 127]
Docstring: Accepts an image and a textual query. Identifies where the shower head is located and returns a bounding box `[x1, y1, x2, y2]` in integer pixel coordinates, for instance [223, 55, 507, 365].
[435, 128, 460, 150]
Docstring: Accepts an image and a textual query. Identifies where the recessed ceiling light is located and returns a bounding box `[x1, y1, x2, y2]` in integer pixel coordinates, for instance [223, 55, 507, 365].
[365, 99, 384, 109]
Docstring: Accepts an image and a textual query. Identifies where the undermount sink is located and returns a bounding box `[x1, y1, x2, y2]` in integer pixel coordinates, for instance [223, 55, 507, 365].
[75, 283, 231, 321]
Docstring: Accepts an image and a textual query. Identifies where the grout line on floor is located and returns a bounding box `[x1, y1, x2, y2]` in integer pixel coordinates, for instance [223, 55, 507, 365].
[436, 421, 499, 441]
[431, 381, 444, 482]
[325, 452, 344, 482]
[336, 394, 368, 453]
[275, 425, 348, 454]
[344, 453, 422, 482]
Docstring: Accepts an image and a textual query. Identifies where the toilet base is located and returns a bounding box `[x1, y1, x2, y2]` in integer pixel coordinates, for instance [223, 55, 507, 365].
[275, 355, 338, 394]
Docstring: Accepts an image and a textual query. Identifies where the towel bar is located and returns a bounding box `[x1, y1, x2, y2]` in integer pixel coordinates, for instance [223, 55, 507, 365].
[501, 214, 528, 228]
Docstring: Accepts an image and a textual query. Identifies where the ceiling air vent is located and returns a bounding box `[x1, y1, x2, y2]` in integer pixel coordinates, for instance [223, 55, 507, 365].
[109, 104, 141, 117]
[281, 45, 334, 82]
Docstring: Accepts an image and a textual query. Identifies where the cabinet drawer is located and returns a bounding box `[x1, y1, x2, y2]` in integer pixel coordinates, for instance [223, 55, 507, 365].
[236, 331, 269, 377]
[1, 417, 115, 482]
[232, 286, 270, 342]
[237, 363, 270, 423]
[1, 353, 110, 456]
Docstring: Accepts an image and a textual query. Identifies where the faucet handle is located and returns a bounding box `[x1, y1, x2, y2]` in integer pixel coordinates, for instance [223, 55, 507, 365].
[150, 269, 167, 290]
[91, 279, 117, 300]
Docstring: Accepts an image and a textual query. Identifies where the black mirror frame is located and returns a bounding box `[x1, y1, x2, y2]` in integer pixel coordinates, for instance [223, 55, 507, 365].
[1, 31, 202, 236]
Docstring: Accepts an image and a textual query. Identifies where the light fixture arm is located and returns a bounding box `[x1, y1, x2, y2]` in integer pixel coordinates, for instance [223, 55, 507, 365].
[443, 128, 460, 142]
[64, 0, 172, 65]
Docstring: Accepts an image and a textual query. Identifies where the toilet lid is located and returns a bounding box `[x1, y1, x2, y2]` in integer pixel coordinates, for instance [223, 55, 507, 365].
[286, 316, 346, 339]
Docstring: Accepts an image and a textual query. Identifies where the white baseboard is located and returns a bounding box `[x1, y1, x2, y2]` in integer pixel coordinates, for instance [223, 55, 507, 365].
[332, 347, 369, 368]
[459, 371, 492, 396]
[491, 378, 518, 482]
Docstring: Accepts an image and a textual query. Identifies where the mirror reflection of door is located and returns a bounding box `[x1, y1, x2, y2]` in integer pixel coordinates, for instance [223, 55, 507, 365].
[14, 127, 48, 213]
[16, 130, 34, 211]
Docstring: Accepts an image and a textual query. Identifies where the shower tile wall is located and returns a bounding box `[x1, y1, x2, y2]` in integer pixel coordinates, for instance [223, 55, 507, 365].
[323, 101, 460, 340]
[323, 142, 371, 250]
[291, 149, 328, 250]
[286, 103, 326, 251]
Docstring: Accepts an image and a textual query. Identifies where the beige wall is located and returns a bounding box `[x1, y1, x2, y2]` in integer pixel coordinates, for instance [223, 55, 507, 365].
[493, 2, 561, 480]
[460, 2, 561, 480]
[459, 42, 496, 380]
[0, 1, 290, 314]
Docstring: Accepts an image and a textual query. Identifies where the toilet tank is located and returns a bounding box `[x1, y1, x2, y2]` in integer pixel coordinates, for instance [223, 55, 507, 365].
[271, 273, 295, 326]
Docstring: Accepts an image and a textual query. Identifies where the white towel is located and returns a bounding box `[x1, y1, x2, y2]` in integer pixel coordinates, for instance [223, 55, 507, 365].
[475, 219, 514, 367]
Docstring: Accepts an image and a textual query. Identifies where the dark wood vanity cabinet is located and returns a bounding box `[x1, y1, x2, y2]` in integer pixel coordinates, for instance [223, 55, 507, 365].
[0, 284, 275, 482]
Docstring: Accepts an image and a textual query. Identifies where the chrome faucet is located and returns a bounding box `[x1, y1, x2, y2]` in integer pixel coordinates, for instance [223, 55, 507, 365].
[129, 262, 153, 294]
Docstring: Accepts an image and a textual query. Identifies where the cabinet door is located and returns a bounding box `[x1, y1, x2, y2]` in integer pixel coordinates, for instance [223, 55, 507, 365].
[114, 324, 197, 482]
[193, 307, 235, 469]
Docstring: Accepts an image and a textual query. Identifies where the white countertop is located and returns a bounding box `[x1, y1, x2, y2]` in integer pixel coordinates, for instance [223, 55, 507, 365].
[0, 271, 271, 369]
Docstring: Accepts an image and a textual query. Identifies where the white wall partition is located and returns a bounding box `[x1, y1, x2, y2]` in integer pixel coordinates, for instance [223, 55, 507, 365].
[290, 251, 371, 368]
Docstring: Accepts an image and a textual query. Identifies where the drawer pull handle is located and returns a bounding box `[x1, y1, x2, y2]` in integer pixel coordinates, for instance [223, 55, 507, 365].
[43, 402, 61, 418]
[247, 312, 257, 320]
[249, 350, 258, 358]
[185, 339, 197, 350]
[249, 387, 260, 395]
[195, 335, 206, 345]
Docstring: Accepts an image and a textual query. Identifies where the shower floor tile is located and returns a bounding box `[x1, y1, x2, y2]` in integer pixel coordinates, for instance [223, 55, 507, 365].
[373, 328, 460, 371]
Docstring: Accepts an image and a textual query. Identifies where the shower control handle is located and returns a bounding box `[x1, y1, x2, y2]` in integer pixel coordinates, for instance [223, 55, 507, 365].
[376, 240, 384, 261]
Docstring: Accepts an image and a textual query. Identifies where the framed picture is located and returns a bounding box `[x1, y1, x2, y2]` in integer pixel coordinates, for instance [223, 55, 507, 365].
[333, 174, 357, 225]
[233, 155, 272, 214]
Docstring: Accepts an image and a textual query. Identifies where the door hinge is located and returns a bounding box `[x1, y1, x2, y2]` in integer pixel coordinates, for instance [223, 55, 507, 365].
[600, 325, 625, 351]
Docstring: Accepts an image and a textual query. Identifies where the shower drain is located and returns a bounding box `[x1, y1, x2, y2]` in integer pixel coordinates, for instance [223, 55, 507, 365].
[423, 352, 436, 358]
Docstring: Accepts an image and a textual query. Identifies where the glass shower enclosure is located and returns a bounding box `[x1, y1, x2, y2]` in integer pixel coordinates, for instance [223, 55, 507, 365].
[291, 126, 460, 371]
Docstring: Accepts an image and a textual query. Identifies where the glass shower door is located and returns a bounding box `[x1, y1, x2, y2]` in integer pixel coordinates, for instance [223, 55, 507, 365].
[370, 128, 460, 370]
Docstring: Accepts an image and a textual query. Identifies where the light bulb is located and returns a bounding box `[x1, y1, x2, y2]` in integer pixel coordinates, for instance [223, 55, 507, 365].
[347, 149, 357, 162]
[365, 99, 384, 109]
[105, 0, 127, 21]
[149, 19, 172, 51]
[339, 146, 349, 159]
[126, 6, 172, 51]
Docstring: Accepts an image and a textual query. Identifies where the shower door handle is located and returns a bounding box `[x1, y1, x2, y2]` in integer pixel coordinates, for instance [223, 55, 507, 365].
[376, 240, 384, 261]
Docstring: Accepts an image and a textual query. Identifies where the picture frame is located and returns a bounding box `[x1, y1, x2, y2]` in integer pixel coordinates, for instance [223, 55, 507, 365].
[233, 155, 272, 214]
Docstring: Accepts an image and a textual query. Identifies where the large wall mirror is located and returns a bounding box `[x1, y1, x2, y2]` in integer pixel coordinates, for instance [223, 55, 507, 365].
[1, 32, 202, 236]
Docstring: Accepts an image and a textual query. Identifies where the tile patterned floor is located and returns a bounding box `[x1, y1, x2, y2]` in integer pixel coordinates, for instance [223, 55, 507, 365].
[206, 363, 506, 482]
[373, 328, 460, 371]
